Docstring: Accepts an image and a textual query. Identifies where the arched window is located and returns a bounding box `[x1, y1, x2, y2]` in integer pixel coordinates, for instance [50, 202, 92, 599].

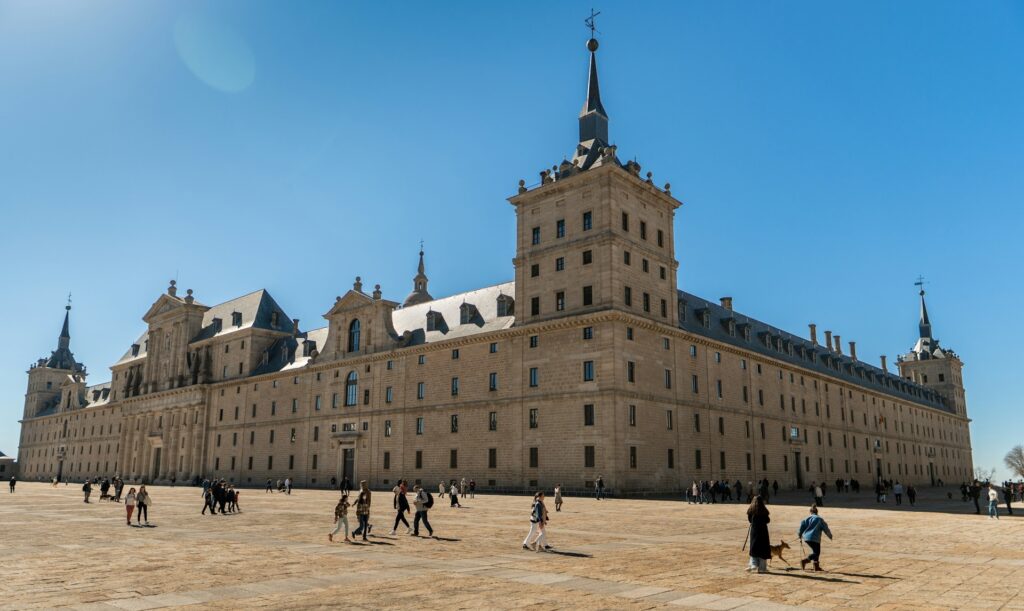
[348, 319, 361, 353]
[345, 371, 358, 406]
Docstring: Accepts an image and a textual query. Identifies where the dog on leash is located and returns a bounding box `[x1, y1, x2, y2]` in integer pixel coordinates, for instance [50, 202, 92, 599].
[769, 541, 791, 566]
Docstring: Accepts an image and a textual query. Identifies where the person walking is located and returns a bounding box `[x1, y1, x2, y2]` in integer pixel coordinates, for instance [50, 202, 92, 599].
[341, 476, 351, 494]
[522, 491, 551, 551]
[8, 476, 15, 493]
[554, 484, 563, 512]
[413, 484, 434, 537]
[987, 484, 1000, 519]
[595, 475, 605, 500]
[894, 481, 904, 505]
[353, 481, 372, 540]
[113, 478, 124, 502]
[449, 481, 461, 507]
[1003, 484, 1014, 516]
[460, 477, 467, 497]
[390, 480, 412, 535]
[136, 485, 151, 525]
[689, 481, 698, 504]
[745, 495, 771, 574]
[266, 478, 273, 493]
[285, 477, 292, 495]
[798, 505, 833, 571]
[438, 481, 446, 498]
[970, 481, 981, 514]
[907, 483, 917, 506]
[813, 483, 823, 507]
[82, 480, 92, 503]
[469, 479, 476, 499]
[328, 493, 351, 543]
[202, 485, 216, 515]
[772, 480, 779, 498]
[124, 488, 137, 525]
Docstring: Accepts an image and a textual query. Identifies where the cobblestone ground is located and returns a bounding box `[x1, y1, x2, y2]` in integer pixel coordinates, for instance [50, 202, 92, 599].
[1, 482, 1022, 609]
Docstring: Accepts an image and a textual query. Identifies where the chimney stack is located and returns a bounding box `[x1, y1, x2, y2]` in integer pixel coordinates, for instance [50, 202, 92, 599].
[808, 323, 818, 346]
[824, 330, 833, 352]
[292, 318, 300, 338]
[834, 335, 843, 355]
[880, 355, 888, 372]
[720, 296, 733, 311]
[849, 341, 857, 361]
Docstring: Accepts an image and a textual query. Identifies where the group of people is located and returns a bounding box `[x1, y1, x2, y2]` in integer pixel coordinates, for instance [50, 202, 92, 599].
[265, 478, 293, 494]
[960, 480, 1014, 517]
[201, 479, 241, 515]
[436, 478, 475, 504]
[328, 479, 436, 543]
[870, 480, 917, 505]
[747, 497, 834, 573]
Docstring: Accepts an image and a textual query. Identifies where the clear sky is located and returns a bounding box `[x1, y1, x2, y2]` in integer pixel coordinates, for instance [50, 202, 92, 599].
[1, 1, 1021, 479]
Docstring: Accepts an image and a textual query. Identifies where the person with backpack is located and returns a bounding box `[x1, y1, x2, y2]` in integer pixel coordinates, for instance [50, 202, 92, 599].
[413, 485, 434, 537]
[797, 505, 833, 571]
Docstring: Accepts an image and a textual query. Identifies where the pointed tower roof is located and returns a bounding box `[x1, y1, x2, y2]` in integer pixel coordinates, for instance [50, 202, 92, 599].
[918, 288, 932, 340]
[403, 247, 434, 307]
[44, 301, 83, 373]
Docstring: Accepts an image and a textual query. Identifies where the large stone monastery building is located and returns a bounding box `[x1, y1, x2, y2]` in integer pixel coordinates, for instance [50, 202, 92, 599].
[16, 35, 973, 492]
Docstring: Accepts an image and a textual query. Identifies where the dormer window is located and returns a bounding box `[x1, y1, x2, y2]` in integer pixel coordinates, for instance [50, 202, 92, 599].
[212, 317, 223, 333]
[695, 308, 710, 329]
[496, 294, 514, 317]
[232, 311, 242, 327]
[459, 303, 479, 325]
[724, 318, 736, 337]
[426, 310, 444, 332]
[678, 300, 688, 323]
[270, 311, 280, 328]
[131, 344, 140, 357]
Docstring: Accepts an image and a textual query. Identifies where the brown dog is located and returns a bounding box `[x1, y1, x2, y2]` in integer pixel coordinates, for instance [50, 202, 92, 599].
[769, 541, 790, 566]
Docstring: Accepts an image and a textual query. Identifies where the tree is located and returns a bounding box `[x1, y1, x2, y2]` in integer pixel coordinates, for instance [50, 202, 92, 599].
[974, 466, 996, 483]
[1005, 445, 1024, 479]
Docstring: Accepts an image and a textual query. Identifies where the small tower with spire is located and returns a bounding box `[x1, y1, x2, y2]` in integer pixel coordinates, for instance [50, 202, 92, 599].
[403, 245, 434, 307]
[897, 281, 968, 418]
[24, 298, 86, 419]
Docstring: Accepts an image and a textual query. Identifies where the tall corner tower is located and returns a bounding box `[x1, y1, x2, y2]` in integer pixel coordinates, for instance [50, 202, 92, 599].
[508, 32, 681, 326]
[24, 302, 86, 419]
[897, 286, 967, 417]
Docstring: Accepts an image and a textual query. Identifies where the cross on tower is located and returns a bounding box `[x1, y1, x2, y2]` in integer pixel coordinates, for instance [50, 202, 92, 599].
[914, 275, 927, 295]
[585, 8, 601, 38]
[66, 292, 72, 310]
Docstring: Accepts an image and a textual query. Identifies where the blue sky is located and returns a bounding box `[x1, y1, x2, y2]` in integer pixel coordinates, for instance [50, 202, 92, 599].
[1, 1, 1021, 479]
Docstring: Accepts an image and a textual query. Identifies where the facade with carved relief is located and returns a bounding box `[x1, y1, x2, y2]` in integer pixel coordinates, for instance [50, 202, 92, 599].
[16, 36, 973, 492]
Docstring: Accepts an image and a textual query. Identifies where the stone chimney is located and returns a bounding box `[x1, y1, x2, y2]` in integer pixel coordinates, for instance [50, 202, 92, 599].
[834, 335, 843, 355]
[824, 330, 833, 352]
[808, 323, 818, 346]
[880, 355, 887, 372]
[292, 318, 300, 338]
[720, 297, 733, 311]
[849, 341, 857, 361]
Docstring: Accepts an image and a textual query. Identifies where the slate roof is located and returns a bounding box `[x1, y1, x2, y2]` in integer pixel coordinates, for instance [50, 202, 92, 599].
[392, 282, 516, 345]
[191, 289, 293, 342]
[251, 326, 329, 376]
[677, 291, 952, 413]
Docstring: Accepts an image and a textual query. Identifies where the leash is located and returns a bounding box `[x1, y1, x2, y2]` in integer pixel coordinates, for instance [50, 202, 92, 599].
[741, 524, 751, 551]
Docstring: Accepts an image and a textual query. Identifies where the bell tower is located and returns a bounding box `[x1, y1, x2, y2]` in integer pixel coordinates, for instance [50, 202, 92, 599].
[24, 300, 86, 419]
[897, 284, 967, 417]
[508, 31, 680, 326]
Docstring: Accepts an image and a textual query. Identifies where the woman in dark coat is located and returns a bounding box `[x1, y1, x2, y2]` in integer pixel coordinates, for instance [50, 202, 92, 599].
[746, 495, 771, 573]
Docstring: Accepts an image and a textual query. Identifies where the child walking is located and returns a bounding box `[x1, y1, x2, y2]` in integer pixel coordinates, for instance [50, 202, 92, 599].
[329, 493, 351, 543]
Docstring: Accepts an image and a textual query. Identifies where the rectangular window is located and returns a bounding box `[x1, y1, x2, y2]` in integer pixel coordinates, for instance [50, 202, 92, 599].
[529, 408, 538, 428]
[529, 447, 539, 468]
[490, 342, 498, 353]
[450, 449, 458, 469]
[529, 335, 538, 348]
[719, 451, 726, 469]
[716, 380, 723, 399]
[583, 361, 595, 381]
[450, 414, 458, 433]
[451, 377, 459, 396]
[489, 372, 498, 391]
[664, 369, 672, 389]
[452, 348, 460, 359]
[268, 456, 273, 469]
[628, 404, 637, 426]
[385, 387, 393, 403]
[269, 430, 275, 444]
[418, 354, 426, 365]
[531, 296, 540, 316]
[584, 445, 595, 468]
[331, 393, 339, 409]
[292, 398, 298, 413]
[666, 410, 673, 430]
[667, 448, 675, 469]
[624, 251, 632, 265]
[630, 446, 638, 468]
[718, 416, 725, 435]
[529, 367, 538, 387]
[417, 382, 425, 400]
[642, 292, 650, 312]
[415, 451, 423, 469]
[384, 420, 392, 437]
[640, 221, 647, 240]
[622, 212, 629, 231]
[489, 411, 497, 431]
[626, 361, 635, 383]
[582, 285, 593, 306]
[531, 227, 540, 245]
[582, 211, 592, 231]
[314, 395, 321, 411]
[657, 229, 664, 247]
[489, 448, 497, 469]
[582, 326, 593, 340]
[416, 417, 424, 435]
[556, 257, 565, 272]
[555, 291, 565, 311]
[556, 219, 565, 238]
[383, 452, 390, 470]
[691, 375, 699, 394]
[660, 299, 667, 318]
[289, 455, 295, 470]
[624, 286, 632, 306]
[695, 449, 702, 469]
[582, 250, 592, 265]
[583, 404, 595, 426]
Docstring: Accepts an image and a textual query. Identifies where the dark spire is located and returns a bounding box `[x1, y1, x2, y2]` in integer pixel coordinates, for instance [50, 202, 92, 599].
[45, 298, 81, 373]
[403, 244, 434, 307]
[918, 288, 932, 340]
[579, 37, 609, 146]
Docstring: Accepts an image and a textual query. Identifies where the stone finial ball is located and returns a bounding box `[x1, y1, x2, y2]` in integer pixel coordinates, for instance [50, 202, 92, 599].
[587, 38, 599, 52]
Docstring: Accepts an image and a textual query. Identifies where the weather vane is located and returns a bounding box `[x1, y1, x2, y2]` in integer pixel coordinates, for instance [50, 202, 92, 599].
[585, 8, 601, 38]
[66, 291, 72, 310]
[914, 275, 927, 294]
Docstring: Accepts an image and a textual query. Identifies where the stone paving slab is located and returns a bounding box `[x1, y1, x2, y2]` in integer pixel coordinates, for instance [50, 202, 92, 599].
[3, 483, 1023, 609]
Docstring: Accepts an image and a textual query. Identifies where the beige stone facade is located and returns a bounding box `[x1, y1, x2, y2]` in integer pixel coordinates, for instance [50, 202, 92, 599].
[15, 36, 973, 493]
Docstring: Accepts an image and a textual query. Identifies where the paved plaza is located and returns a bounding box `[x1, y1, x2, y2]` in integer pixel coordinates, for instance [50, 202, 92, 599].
[1, 482, 1022, 609]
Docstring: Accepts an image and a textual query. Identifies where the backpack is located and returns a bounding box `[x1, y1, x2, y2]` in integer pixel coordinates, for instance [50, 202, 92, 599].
[424, 491, 434, 509]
